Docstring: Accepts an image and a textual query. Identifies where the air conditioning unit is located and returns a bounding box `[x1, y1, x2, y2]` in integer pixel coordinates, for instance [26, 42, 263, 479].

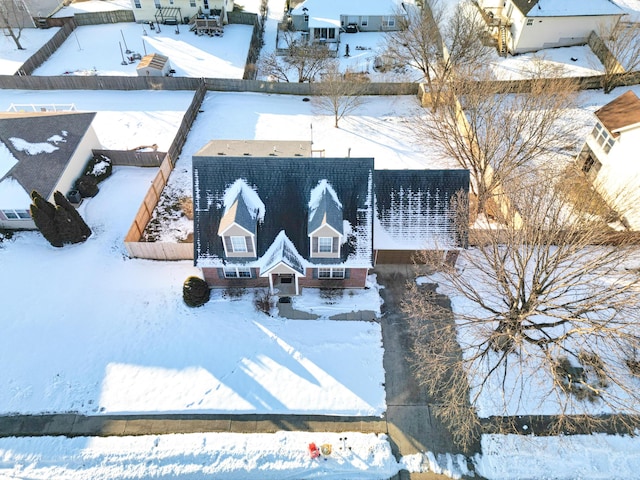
[67, 190, 82, 204]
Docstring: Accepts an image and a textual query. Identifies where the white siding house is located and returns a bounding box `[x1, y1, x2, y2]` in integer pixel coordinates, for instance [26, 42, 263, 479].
[129, 0, 233, 24]
[288, 0, 410, 44]
[0, 112, 99, 230]
[477, 0, 624, 54]
[576, 90, 640, 230]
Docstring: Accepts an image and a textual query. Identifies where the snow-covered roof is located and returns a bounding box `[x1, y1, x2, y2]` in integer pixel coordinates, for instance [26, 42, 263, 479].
[514, 0, 624, 17]
[0, 177, 31, 210]
[0, 141, 18, 180]
[308, 180, 343, 235]
[0, 112, 97, 205]
[259, 230, 307, 276]
[374, 170, 469, 251]
[192, 155, 374, 268]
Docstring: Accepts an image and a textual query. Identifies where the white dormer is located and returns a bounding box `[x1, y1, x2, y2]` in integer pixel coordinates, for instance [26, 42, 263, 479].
[218, 179, 265, 258]
[307, 179, 343, 259]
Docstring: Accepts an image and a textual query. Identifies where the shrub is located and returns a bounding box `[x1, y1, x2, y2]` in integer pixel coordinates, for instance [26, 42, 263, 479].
[254, 289, 274, 315]
[224, 286, 245, 299]
[183, 276, 211, 307]
[29, 190, 91, 247]
[84, 154, 113, 182]
[75, 175, 99, 198]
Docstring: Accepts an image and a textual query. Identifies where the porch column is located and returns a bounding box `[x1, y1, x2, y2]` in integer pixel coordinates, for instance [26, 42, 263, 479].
[295, 274, 299, 296]
[268, 273, 274, 294]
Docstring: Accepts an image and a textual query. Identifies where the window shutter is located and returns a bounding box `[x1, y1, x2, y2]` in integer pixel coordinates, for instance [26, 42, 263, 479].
[312, 237, 318, 253]
[251, 268, 258, 278]
[223, 236, 232, 253]
[246, 236, 254, 253]
[345, 268, 350, 279]
[217, 268, 225, 279]
[312, 268, 318, 279]
[332, 237, 339, 253]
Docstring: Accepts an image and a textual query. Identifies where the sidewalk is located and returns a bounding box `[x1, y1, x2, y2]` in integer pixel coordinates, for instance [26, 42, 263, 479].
[0, 413, 386, 438]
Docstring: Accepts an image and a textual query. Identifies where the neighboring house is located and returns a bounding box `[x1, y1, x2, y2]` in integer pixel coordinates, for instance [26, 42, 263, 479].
[136, 53, 171, 76]
[128, 0, 233, 24]
[288, 0, 409, 45]
[0, 112, 99, 230]
[576, 90, 640, 230]
[477, 0, 624, 54]
[192, 140, 469, 294]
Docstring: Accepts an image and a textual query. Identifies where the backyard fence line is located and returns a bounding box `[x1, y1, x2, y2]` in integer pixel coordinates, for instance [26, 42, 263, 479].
[16, 18, 77, 76]
[6, 71, 640, 97]
[72, 10, 136, 26]
[1, 73, 420, 95]
[92, 149, 167, 167]
[123, 81, 207, 260]
[123, 154, 173, 246]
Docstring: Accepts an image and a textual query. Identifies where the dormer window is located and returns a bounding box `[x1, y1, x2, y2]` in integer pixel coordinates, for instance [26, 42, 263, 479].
[218, 179, 265, 259]
[231, 235, 248, 252]
[308, 180, 343, 259]
[318, 237, 333, 253]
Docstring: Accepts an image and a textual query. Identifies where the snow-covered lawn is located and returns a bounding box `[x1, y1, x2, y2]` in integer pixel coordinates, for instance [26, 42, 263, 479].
[489, 45, 605, 80]
[0, 164, 385, 416]
[0, 28, 61, 75]
[0, 90, 193, 151]
[32, 22, 253, 78]
[0, 432, 400, 480]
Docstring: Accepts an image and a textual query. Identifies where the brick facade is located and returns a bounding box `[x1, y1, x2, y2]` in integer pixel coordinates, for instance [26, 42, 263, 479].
[202, 266, 369, 290]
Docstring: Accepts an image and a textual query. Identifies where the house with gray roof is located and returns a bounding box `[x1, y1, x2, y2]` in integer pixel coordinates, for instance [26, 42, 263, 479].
[192, 140, 469, 294]
[0, 112, 99, 229]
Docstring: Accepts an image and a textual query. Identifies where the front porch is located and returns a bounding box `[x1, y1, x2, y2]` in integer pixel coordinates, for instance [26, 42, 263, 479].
[271, 273, 300, 296]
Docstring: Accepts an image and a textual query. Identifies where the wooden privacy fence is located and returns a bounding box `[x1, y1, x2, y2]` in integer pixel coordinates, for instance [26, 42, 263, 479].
[1, 72, 420, 95]
[124, 81, 206, 261]
[92, 149, 167, 167]
[17, 19, 76, 76]
[123, 153, 194, 260]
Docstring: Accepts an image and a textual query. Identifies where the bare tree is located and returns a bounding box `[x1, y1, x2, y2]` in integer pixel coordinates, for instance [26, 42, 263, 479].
[404, 173, 640, 449]
[594, 19, 640, 94]
[313, 62, 367, 128]
[258, 51, 294, 82]
[384, 0, 492, 109]
[259, 29, 333, 83]
[0, 0, 29, 50]
[415, 73, 578, 216]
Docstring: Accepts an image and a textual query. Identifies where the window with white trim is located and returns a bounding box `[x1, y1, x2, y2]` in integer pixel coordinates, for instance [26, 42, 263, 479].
[318, 267, 345, 279]
[318, 237, 333, 253]
[361, 17, 368, 27]
[230, 236, 248, 252]
[190, 0, 195, 6]
[526, 18, 534, 26]
[154, 0, 161, 7]
[224, 267, 252, 278]
[134, 0, 141, 7]
[383, 16, 395, 28]
[2, 209, 30, 220]
[592, 122, 615, 154]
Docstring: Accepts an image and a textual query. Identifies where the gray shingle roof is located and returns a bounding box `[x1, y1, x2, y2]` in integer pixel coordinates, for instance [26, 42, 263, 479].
[192, 156, 374, 266]
[374, 170, 469, 250]
[0, 112, 96, 199]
